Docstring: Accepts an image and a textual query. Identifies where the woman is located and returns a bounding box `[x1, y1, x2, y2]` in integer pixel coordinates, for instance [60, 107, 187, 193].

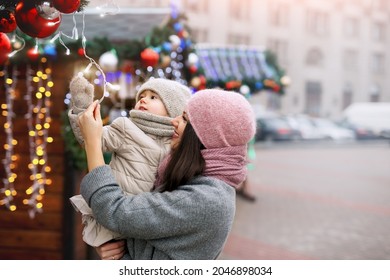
[78, 89, 256, 260]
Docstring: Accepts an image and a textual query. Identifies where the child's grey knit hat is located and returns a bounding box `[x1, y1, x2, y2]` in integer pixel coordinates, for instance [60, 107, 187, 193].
[136, 78, 192, 118]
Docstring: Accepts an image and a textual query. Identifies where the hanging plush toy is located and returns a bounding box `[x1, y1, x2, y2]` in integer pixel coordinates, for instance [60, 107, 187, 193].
[67, 75, 95, 145]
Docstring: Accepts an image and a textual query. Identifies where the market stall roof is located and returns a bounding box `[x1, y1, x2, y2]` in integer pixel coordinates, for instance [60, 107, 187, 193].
[194, 44, 285, 94]
[59, 7, 171, 41]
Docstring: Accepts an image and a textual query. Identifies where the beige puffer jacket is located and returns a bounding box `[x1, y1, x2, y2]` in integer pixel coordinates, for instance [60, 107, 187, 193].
[68, 109, 171, 246]
[68, 110, 171, 193]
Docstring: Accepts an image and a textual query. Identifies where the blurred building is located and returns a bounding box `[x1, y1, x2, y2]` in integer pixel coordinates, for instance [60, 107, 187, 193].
[60, 0, 172, 41]
[179, 0, 390, 119]
[62, 0, 389, 119]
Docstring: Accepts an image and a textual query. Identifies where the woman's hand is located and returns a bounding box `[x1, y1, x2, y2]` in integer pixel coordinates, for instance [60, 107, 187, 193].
[95, 240, 126, 260]
[78, 100, 105, 171]
[78, 100, 103, 146]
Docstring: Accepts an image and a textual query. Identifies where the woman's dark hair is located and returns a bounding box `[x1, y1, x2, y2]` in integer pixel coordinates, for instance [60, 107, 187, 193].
[158, 122, 205, 192]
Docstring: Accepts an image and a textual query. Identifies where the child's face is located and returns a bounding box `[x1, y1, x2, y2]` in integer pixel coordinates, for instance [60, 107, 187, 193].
[171, 111, 188, 148]
[135, 90, 168, 117]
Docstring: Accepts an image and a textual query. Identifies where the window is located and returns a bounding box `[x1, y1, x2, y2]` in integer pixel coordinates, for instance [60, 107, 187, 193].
[344, 17, 359, 38]
[227, 33, 251, 45]
[267, 39, 288, 66]
[306, 48, 323, 67]
[268, 2, 289, 27]
[371, 53, 385, 74]
[342, 83, 353, 110]
[267, 91, 281, 110]
[229, 0, 251, 20]
[306, 9, 329, 36]
[191, 28, 209, 43]
[343, 49, 358, 71]
[182, 0, 208, 13]
[305, 81, 322, 116]
[371, 0, 387, 10]
[372, 22, 386, 42]
[369, 84, 380, 102]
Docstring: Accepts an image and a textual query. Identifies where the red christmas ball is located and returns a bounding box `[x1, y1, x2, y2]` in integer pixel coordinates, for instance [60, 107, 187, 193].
[140, 48, 160, 68]
[121, 60, 136, 74]
[27, 47, 40, 61]
[189, 65, 198, 74]
[53, 0, 81, 14]
[77, 47, 85, 56]
[0, 32, 12, 65]
[15, 1, 62, 38]
[0, 10, 17, 33]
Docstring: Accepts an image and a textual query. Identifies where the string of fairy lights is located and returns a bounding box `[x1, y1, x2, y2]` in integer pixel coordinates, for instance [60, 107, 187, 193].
[24, 60, 54, 218]
[0, 1, 120, 217]
[0, 58, 55, 218]
[0, 67, 18, 211]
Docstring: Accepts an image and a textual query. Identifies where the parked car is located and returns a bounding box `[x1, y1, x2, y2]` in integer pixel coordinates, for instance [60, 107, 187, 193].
[342, 102, 390, 139]
[337, 120, 378, 140]
[255, 115, 296, 141]
[284, 115, 326, 140]
[311, 118, 355, 141]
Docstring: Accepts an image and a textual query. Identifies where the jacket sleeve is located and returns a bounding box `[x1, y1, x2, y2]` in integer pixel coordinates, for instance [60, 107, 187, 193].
[101, 117, 130, 153]
[80, 165, 214, 240]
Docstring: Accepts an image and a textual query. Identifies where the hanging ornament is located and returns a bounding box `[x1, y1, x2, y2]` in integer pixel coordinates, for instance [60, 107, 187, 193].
[162, 42, 172, 52]
[53, 0, 81, 14]
[0, 9, 17, 33]
[0, 32, 12, 65]
[36, 1, 61, 20]
[160, 55, 171, 68]
[240, 84, 251, 96]
[43, 43, 57, 57]
[77, 47, 85, 56]
[190, 77, 201, 88]
[121, 60, 136, 74]
[169, 35, 181, 50]
[225, 80, 241, 90]
[140, 48, 159, 68]
[27, 47, 40, 61]
[198, 75, 207, 89]
[99, 51, 118, 72]
[189, 65, 198, 74]
[15, 1, 62, 38]
[280, 75, 291, 87]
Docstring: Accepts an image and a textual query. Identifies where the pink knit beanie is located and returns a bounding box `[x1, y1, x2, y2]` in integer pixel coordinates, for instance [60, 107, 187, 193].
[186, 89, 256, 149]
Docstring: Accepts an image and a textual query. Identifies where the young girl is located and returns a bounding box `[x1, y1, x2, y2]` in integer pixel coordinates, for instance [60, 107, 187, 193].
[77, 89, 256, 259]
[68, 77, 191, 247]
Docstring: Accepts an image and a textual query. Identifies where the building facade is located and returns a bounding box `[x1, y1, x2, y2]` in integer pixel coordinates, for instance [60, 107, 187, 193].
[179, 0, 390, 119]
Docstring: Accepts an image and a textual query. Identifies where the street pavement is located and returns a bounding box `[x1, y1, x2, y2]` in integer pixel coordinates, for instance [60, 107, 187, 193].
[219, 140, 390, 260]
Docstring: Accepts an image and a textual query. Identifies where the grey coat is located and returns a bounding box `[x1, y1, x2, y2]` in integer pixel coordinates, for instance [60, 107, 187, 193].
[80, 165, 236, 260]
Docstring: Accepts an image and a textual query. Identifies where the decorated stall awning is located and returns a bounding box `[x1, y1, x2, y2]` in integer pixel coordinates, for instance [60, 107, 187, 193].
[60, 7, 171, 41]
[194, 44, 287, 94]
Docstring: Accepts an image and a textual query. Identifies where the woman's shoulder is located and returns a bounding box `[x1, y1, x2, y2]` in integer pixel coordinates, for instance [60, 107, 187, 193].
[187, 176, 232, 187]
[181, 176, 236, 200]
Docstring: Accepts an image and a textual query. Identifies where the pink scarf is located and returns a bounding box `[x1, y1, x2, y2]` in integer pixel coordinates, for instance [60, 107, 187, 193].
[155, 145, 248, 189]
